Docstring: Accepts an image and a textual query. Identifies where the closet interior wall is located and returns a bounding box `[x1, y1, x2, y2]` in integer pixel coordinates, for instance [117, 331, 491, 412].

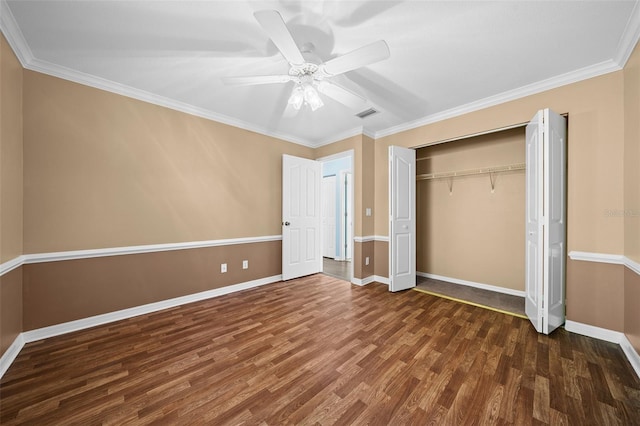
[416, 127, 526, 293]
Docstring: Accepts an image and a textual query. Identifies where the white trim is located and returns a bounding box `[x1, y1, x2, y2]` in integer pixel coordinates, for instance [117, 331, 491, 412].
[0, 274, 281, 379]
[4, 0, 638, 149]
[313, 127, 364, 148]
[351, 276, 375, 286]
[417, 271, 526, 298]
[564, 320, 624, 344]
[373, 60, 621, 140]
[0, 255, 26, 276]
[625, 256, 640, 276]
[0, 236, 282, 276]
[30, 58, 316, 147]
[564, 320, 640, 380]
[0, 2, 314, 148]
[353, 236, 374, 243]
[614, 0, 640, 67]
[0, 0, 33, 66]
[374, 275, 389, 285]
[620, 335, 640, 380]
[568, 251, 625, 264]
[0, 334, 25, 379]
[351, 275, 389, 286]
[567, 251, 640, 276]
[316, 149, 355, 163]
[22, 274, 281, 343]
[353, 235, 389, 243]
[24, 236, 282, 265]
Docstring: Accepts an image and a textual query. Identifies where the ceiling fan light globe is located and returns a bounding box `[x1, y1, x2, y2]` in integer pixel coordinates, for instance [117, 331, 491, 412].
[303, 84, 324, 111]
[288, 86, 304, 110]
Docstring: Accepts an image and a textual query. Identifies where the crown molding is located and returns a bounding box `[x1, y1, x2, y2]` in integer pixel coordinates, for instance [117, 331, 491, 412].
[26, 58, 318, 147]
[0, 0, 32, 66]
[3, 0, 639, 147]
[311, 126, 364, 148]
[373, 59, 621, 139]
[0, 1, 317, 148]
[614, 0, 640, 67]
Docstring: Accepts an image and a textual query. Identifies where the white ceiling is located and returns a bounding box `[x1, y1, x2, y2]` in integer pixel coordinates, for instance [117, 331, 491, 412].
[2, 1, 639, 146]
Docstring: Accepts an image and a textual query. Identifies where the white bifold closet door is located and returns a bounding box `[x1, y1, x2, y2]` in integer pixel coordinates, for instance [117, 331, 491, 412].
[389, 146, 416, 292]
[525, 109, 567, 335]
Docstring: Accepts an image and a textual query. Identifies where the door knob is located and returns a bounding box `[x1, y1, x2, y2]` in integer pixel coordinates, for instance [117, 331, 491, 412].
[283, 221, 290, 226]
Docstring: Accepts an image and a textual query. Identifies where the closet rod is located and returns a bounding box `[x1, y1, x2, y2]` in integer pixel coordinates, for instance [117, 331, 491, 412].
[416, 162, 525, 181]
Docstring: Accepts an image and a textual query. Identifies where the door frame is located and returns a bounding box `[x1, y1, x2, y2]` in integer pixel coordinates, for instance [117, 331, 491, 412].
[317, 150, 355, 282]
[322, 175, 338, 259]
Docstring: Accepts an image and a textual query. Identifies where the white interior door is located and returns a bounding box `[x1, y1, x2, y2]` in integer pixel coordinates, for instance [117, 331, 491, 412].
[389, 146, 416, 292]
[282, 155, 322, 281]
[322, 175, 336, 258]
[525, 109, 567, 334]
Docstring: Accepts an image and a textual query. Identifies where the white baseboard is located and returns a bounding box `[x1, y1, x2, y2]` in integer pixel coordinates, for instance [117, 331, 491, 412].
[22, 274, 282, 344]
[351, 276, 374, 286]
[417, 271, 525, 297]
[0, 275, 282, 380]
[351, 275, 389, 286]
[565, 320, 640, 379]
[620, 335, 640, 380]
[374, 275, 389, 285]
[564, 320, 623, 343]
[0, 334, 25, 378]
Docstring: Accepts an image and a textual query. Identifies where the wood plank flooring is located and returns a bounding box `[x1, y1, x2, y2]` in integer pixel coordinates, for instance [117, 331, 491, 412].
[1, 274, 639, 425]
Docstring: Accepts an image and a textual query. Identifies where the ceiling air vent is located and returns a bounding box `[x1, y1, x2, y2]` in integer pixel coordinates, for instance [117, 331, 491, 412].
[355, 108, 378, 119]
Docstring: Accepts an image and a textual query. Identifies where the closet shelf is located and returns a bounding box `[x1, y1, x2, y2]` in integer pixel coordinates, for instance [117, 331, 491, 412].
[416, 162, 525, 181]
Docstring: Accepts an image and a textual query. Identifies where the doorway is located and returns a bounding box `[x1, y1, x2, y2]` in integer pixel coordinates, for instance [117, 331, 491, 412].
[319, 151, 354, 282]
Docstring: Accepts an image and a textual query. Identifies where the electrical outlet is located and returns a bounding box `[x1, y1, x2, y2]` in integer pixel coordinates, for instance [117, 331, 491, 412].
[242, 260, 249, 269]
[365, 256, 370, 266]
[221, 263, 227, 273]
[365, 208, 372, 217]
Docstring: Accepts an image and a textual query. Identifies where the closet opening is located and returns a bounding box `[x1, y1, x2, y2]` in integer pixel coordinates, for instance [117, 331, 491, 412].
[414, 126, 528, 317]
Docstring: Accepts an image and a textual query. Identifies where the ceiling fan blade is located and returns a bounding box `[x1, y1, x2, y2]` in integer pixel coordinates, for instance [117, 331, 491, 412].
[221, 75, 293, 86]
[320, 40, 390, 76]
[254, 10, 305, 66]
[317, 81, 367, 109]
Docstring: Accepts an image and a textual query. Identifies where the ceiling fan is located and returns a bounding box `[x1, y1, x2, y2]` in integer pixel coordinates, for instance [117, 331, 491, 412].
[222, 10, 390, 112]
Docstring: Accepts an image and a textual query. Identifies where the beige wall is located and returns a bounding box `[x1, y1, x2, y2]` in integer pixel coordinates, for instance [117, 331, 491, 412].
[625, 42, 640, 264]
[23, 71, 313, 253]
[624, 42, 640, 352]
[416, 128, 525, 291]
[376, 72, 625, 257]
[0, 33, 24, 356]
[567, 260, 625, 332]
[1, 34, 23, 263]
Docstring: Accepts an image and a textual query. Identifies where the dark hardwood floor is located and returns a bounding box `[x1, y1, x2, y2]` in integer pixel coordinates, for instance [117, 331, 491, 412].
[1, 275, 639, 425]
